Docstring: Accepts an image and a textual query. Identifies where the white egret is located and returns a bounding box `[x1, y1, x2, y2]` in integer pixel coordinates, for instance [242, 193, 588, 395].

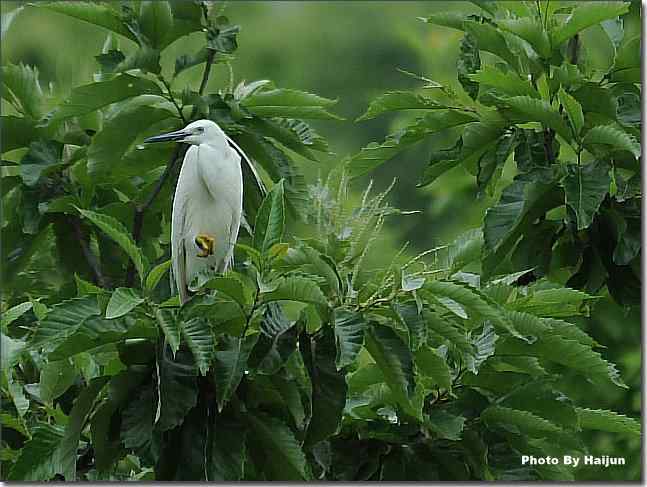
[144, 119, 264, 304]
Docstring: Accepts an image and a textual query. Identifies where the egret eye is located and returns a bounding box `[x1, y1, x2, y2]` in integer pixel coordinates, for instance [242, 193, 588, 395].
[196, 126, 205, 133]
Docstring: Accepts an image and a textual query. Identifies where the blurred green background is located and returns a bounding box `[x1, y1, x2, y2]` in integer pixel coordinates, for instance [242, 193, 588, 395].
[1, 1, 640, 480]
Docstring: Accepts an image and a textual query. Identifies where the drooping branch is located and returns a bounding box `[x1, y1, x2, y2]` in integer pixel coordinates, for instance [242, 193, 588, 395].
[70, 216, 107, 288]
[125, 48, 217, 287]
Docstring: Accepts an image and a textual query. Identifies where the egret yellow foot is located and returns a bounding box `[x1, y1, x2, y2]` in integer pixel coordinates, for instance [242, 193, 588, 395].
[195, 234, 216, 258]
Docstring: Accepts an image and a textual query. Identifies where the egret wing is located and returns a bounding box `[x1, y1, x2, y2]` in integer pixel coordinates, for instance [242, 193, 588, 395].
[171, 150, 193, 304]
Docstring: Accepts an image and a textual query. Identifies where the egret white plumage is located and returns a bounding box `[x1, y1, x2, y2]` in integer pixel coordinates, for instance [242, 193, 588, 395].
[144, 119, 264, 304]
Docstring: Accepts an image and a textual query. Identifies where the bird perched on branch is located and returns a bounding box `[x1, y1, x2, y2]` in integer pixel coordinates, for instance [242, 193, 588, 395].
[144, 119, 264, 304]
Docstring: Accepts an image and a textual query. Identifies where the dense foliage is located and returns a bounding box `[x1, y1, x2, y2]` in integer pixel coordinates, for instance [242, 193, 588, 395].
[1, 1, 641, 481]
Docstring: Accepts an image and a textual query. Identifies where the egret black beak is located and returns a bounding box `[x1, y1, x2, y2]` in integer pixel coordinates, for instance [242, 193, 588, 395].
[143, 129, 190, 143]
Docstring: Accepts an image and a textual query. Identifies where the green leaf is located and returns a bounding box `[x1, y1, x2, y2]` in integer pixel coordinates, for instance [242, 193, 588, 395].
[47, 74, 162, 123]
[31, 296, 101, 349]
[393, 302, 426, 350]
[40, 360, 77, 402]
[583, 125, 640, 158]
[469, 66, 539, 98]
[87, 104, 175, 180]
[575, 408, 641, 436]
[209, 420, 247, 480]
[105, 288, 144, 319]
[417, 138, 464, 188]
[1, 333, 25, 370]
[139, 1, 173, 49]
[157, 349, 198, 431]
[303, 329, 347, 446]
[241, 88, 341, 120]
[59, 377, 109, 480]
[609, 36, 640, 83]
[356, 91, 441, 121]
[1, 301, 33, 329]
[263, 276, 327, 306]
[19, 140, 63, 187]
[7, 423, 64, 480]
[213, 334, 258, 411]
[247, 413, 308, 480]
[498, 18, 551, 58]
[121, 385, 155, 452]
[482, 406, 563, 436]
[472, 324, 497, 369]
[427, 410, 466, 440]
[552, 2, 631, 46]
[364, 325, 415, 414]
[36, 2, 138, 43]
[563, 160, 611, 230]
[156, 308, 181, 355]
[505, 96, 571, 140]
[253, 179, 285, 253]
[206, 17, 240, 54]
[423, 309, 475, 367]
[415, 346, 451, 390]
[49, 316, 132, 361]
[1, 63, 43, 119]
[513, 287, 598, 318]
[558, 88, 584, 135]
[420, 12, 465, 30]
[457, 33, 481, 99]
[333, 309, 365, 370]
[1, 116, 38, 153]
[348, 110, 478, 178]
[78, 208, 148, 283]
[181, 317, 215, 376]
[145, 259, 171, 292]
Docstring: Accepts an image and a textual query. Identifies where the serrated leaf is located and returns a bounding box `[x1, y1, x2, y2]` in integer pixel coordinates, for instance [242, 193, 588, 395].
[424, 309, 475, 366]
[105, 288, 144, 319]
[36, 2, 138, 43]
[498, 17, 551, 58]
[482, 406, 563, 436]
[469, 66, 539, 98]
[121, 385, 155, 451]
[213, 334, 258, 411]
[19, 140, 63, 187]
[247, 413, 308, 480]
[417, 137, 464, 188]
[139, 1, 173, 49]
[583, 125, 640, 158]
[357, 91, 441, 122]
[242, 88, 341, 120]
[364, 325, 416, 414]
[157, 349, 197, 431]
[47, 74, 162, 123]
[40, 360, 77, 402]
[610, 36, 640, 82]
[78, 208, 148, 283]
[31, 296, 100, 349]
[348, 110, 478, 178]
[415, 346, 451, 390]
[1, 301, 33, 329]
[552, 2, 631, 46]
[505, 96, 571, 140]
[472, 324, 497, 369]
[457, 33, 481, 99]
[1, 63, 43, 119]
[427, 410, 466, 440]
[7, 423, 64, 480]
[303, 329, 346, 446]
[1, 333, 25, 370]
[333, 309, 365, 369]
[263, 276, 327, 306]
[181, 317, 214, 375]
[393, 302, 426, 350]
[48, 316, 132, 361]
[145, 259, 171, 292]
[563, 160, 611, 230]
[575, 407, 640, 436]
[59, 377, 109, 480]
[514, 286, 598, 317]
[155, 308, 180, 355]
[253, 179, 285, 253]
[558, 88, 584, 135]
[1, 115, 39, 153]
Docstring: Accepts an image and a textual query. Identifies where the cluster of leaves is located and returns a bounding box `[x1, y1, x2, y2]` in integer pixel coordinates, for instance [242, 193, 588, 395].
[1, 1, 641, 482]
[350, 0, 641, 307]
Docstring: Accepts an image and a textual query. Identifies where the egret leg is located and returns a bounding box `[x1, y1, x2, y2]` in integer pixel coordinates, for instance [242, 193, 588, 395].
[195, 234, 216, 258]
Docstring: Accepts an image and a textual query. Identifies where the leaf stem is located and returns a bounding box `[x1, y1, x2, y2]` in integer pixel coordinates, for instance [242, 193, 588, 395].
[70, 215, 107, 288]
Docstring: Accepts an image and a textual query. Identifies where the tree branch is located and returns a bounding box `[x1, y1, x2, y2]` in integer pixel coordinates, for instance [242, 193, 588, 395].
[70, 216, 107, 288]
[125, 49, 217, 287]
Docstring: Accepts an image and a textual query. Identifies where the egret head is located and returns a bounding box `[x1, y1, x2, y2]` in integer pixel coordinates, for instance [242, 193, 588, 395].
[144, 119, 226, 146]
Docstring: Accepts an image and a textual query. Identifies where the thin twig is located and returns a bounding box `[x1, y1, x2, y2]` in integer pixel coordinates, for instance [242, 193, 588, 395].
[70, 216, 107, 288]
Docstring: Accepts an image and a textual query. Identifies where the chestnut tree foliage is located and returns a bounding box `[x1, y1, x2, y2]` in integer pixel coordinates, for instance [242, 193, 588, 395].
[1, 1, 640, 481]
